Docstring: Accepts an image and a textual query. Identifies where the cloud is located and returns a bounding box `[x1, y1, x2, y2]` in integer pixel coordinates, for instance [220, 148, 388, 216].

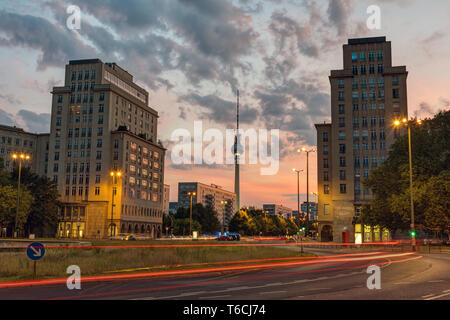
[0, 10, 96, 70]
[17, 110, 50, 133]
[0, 109, 17, 127]
[179, 93, 259, 125]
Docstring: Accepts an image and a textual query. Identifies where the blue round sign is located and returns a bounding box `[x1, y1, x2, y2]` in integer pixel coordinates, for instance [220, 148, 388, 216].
[27, 242, 45, 261]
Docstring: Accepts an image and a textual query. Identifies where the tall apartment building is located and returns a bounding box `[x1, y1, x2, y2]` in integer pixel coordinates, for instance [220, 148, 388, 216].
[178, 182, 236, 230]
[262, 204, 292, 219]
[316, 37, 408, 243]
[163, 184, 170, 215]
[0, 125, 49, 174]
[48, 59, 166, 239]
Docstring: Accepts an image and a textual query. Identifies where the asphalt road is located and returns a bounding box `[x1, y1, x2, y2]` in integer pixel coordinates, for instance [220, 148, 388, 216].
[0, 250, 448, 300]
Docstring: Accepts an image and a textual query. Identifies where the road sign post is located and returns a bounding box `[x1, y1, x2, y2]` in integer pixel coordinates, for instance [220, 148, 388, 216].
[26, 242, 45, 279]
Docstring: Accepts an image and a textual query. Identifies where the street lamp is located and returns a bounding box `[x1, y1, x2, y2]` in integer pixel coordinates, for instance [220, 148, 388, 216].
[292, 168, 303, 225]
[12, 153, 30, 238]
[297, 147, 316, 236]
[109, 170, 122, 238]
[187, 191, 196, 236]
[393, 118, 422, 250]
[220, 200, 229, 235]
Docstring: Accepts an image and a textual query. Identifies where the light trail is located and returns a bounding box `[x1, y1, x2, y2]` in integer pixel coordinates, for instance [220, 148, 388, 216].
[0, 251, 417, 289]
[45, 254, 423, 300]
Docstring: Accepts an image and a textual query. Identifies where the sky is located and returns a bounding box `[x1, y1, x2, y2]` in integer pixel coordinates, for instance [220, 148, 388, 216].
[0, 0, 449, 209]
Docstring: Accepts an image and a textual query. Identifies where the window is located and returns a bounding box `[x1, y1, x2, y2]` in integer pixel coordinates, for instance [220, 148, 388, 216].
[378, 64, 383, 74]
[323, 132, 328, 142]
[353, 130, 359, 140]
[368, 51, 374, 62]
[371, 130, 377, 140]
[363, 156, 369, 168]
[323, 145, 329, 155]
[392, 76, 399, 86]
[380, 130, 386, 140]
[57, 95, 63, 103]
[360, 52, 366, 62]
[56, 118, 62, 126]
[378, 77, 384, 87]
[98, 104, 104, 113]
[352, 52, 358, 62]
[380, 142, 386, 150]
[362, 143, 368, 150]
[352, 65, 358, 75]
[339, 144, 346, 154]
[338, 131, 346, 140]
[371, 142, 377, 150]
[324, 171, 329, 181]
[377, 51, 383, 61]
[324, 185, 329, 194]
[369, 64, 375, 74]
[360, 78, 367, 88]
[95, 175, 100, 184]
[371, 116, 377, 126]
[338, 79, 345, 88]
[338, 91, 344, 101]
[369, 78, 376, 88]
[99, 93, 105, 101]
[97, 127, 103, 136]
[353, 104, 359, 111]
[352, 79, 358, 89]
[372, 156, 378, 168]
[98, 115, 103, 124]
[54, 152, 59, 161]
[339, 117, 345, 127]
[352, 91, 358, 101]
[96, 163, 101, 171]
[95, 187, 100, 196]
[353, 118, 359, 128]
[393, 89, 400, 99]
[354, 156, 360, 167]
[360, 64, 366, 75]
[340, 157, 346, 167]
[340, 184, 347, 193]
[338, 104, 345, 114]
[323, 159, 329, 169]
[362, 117, 368, 127]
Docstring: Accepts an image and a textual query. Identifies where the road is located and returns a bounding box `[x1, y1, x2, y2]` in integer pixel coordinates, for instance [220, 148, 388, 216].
[0, 249, 448, 300]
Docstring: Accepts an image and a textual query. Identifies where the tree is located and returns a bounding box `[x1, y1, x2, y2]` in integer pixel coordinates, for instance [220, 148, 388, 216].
[362, 110, 450, 239]
[175, 204, 221, 234]
[0, 185, 33, 234]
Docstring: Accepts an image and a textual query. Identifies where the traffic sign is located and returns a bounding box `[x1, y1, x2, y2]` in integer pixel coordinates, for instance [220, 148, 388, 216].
[27, 242, 45, 261]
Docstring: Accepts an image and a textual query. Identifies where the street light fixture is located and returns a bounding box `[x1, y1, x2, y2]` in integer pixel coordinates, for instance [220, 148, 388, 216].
[220, 200, 229, 235]
[12, 153, 31, 238]
[292, 168, 303, 225]
[297, 147, 316, 236]
[393, 118, 422, 250]
[187, 191, 196, 236]
[109, 170, 122, 238]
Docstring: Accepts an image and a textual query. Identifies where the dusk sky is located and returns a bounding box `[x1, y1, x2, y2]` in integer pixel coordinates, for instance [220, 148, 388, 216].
[0, 0, 449, 209]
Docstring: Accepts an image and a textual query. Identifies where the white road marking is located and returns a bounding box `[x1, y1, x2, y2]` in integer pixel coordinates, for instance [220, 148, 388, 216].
[427, 280, 444, 283]
[259, 290, 287, 295]
[304, 287, 331, 291]
[424, 292, 450, 300]
[200, 295, 231, 299]
[422, 293, 435, 298]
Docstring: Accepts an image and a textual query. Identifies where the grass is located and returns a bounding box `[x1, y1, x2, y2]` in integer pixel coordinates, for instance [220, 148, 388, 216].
[0, 244, 314, 282]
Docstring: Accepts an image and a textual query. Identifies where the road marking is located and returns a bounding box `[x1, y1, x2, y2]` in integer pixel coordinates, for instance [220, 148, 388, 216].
[422, 293, 435, 298]
[200, 295, 231, 299]
[259, 290, 286, 295]
[137, 291, 206, 300]
[444, 289, 450, 293]
[394, 282, 411, 285]
[424, 292, 450, 300]
[304, 287, 331, 291]
[428, 280, 444, 283]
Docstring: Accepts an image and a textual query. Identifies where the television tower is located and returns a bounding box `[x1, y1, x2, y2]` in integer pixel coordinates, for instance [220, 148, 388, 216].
[234, 89, 240, 212]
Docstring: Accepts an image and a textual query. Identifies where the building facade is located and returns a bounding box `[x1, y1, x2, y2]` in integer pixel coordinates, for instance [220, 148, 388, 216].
[163, 184, 170, 215]
[316, 37, 408, 243]
[301, 202, 318, 222]
[47, 59, 165, 239]
[178, 182, 236, 229]
[0, 125, 49, 174]
[263, 204, 292, 219]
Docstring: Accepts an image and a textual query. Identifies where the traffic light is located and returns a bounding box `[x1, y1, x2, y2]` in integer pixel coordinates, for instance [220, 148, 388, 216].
[301, 227, 306, 232]
[410, 230, 416, 237]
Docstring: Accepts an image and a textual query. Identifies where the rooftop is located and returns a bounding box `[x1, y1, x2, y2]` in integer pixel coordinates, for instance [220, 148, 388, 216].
[348, 36, 386, 45]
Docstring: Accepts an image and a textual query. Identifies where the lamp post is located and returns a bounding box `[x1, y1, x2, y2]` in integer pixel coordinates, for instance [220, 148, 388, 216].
[187, 191, 196, 236]
[292, 169, 303, 225]
[394, 118, 422, 251]
[298, 147, 316, 236]
[109, 170, 122, 238]
[220, 200, 228, 235]
[12, 153, 30, 238]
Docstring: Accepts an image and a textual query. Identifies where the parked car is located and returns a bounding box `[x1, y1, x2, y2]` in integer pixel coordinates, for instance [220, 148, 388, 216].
[216, 233, 240, 241]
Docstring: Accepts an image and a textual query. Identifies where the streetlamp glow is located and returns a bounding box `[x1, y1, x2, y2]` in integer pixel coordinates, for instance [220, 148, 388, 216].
[393, 117, 422, 250]
[187, 191, 196, 236]
[109, 170, 122, 238]
[297, 147, 316, 235]
[11, 153, 31, 238]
